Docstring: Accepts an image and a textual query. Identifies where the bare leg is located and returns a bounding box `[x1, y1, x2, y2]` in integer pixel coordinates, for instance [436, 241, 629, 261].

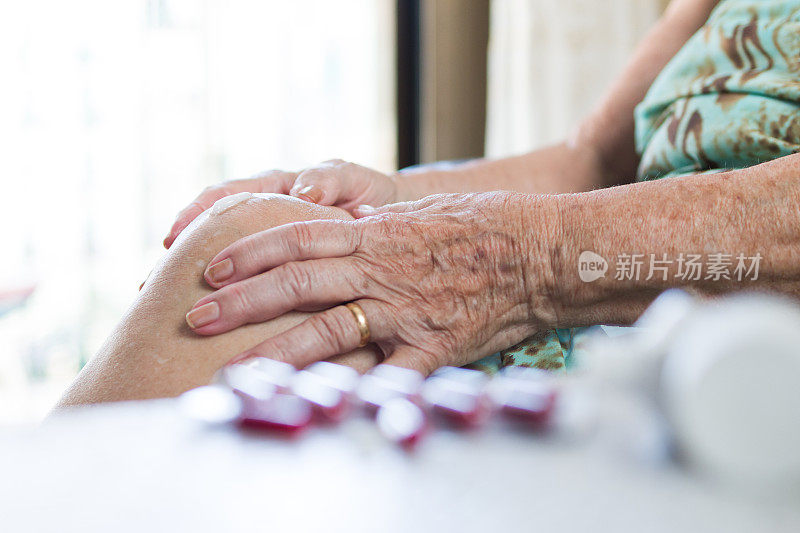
[55, 194, 382, 407]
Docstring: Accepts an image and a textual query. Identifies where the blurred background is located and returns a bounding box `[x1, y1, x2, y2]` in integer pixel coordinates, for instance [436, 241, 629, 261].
[0, 0, 666, 424]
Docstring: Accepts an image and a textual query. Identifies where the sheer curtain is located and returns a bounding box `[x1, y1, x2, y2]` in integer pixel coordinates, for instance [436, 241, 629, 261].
[486, 0, 666, 157]
[0, 0, 395, 424]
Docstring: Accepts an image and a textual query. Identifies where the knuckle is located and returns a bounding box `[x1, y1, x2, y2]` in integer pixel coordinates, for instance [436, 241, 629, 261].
[372, 213, 403, 229]
[354, 218, 380, 241]
[261, 338, 293, 364]
[302, 168, 338, 187]
[348, 224, 364, 254]
[267, 350, 289, 365]
[236, 234, 266, 269]
[412, 350, 440, 376]
[182, 201, 206, 218]
[225, 284, 254, 320]
[309, 311, 352, 353]
[335, 160, 357, 173]
[202, 184, 231, 199]
[287, 222, 316, 257]
[278, 262, 312, 303]
[251, 169, 296, 191]
[364, 217, 407, 250]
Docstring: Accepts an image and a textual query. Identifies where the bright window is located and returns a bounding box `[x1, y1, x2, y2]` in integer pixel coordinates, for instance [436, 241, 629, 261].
[0, 0, 396, 424]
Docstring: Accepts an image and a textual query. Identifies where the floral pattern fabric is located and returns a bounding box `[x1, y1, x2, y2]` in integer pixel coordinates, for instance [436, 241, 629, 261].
[475, 0, 800, 374]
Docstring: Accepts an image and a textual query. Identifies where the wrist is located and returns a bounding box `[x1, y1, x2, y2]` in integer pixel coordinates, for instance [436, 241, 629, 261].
[505, 192, 565, 330]
[544, 189, 657, 328]
[539, 190, 614, 328]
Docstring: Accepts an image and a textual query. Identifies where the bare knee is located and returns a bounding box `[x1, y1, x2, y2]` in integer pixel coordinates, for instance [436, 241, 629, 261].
[57, 195, 366, 407]
[213, 192, 352, 227]
[171, 193, 352, 263]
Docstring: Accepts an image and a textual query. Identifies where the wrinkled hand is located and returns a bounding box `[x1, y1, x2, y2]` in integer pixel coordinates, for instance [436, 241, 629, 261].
[163, 160, 397, 248]
[184, 192, 561, 374]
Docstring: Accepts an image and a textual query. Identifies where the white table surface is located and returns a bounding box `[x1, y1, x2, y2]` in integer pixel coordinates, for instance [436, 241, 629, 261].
[1, 398, 798, 533]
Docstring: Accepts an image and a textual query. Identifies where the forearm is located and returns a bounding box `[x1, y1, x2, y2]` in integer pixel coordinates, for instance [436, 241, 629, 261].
[393, 142, 610, 200]
[544, 155, 800, 328]
[394, 0, 718, 202]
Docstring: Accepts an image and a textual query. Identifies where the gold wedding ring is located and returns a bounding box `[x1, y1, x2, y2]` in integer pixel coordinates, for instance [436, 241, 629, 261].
[344, 302, 371, 347]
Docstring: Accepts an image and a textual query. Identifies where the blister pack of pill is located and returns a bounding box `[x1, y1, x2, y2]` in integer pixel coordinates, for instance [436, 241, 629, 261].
[179, 360, 560, 449]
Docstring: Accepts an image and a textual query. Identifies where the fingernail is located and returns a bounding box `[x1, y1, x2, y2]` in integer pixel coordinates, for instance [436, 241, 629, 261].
[186, 301, 220, 329]
[296, 185, 322, 203]
[206, 258, 234, 285]
[356, 204, 375, 214]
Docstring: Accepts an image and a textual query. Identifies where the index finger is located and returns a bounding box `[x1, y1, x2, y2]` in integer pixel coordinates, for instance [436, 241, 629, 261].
[163, 171, 297, 248]
[204, 219, 362, 288]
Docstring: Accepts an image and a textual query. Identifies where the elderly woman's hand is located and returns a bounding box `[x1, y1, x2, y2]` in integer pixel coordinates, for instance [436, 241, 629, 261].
[163, 160, 398, 248]
[184, 192, 563, 374]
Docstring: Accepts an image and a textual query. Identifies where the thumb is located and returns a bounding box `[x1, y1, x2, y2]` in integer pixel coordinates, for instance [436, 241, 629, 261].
[289, 162, 346, 206]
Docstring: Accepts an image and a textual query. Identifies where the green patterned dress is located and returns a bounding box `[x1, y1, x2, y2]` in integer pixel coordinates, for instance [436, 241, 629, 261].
[473, 0, 800, 374]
